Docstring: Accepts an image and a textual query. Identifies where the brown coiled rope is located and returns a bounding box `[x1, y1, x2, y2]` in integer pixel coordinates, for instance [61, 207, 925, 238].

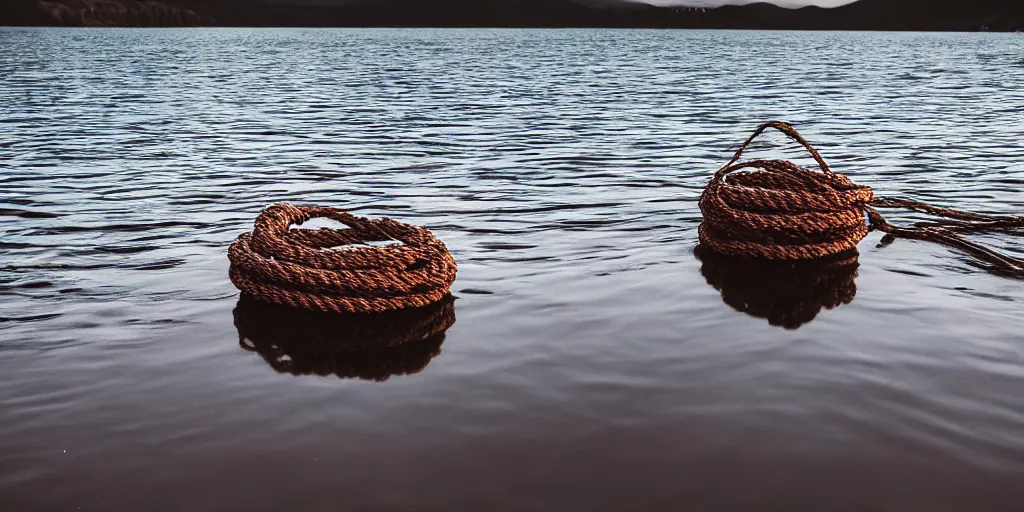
[228, 203, 457, 313]
[699, 122, 1024, 275]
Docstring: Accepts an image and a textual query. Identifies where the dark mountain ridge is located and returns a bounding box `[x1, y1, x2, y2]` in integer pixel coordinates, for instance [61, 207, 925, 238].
[2, 0, 1022, 31]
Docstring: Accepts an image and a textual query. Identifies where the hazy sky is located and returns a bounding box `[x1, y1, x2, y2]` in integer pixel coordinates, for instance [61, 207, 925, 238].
[285, 0, 860, 6]
[638, 0, 856, 6]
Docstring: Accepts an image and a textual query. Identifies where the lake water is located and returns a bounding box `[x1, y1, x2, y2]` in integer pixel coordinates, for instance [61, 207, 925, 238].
[2, 28, 1024, 511]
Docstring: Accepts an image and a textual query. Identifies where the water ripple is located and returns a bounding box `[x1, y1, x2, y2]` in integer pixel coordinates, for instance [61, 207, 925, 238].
[1, 28, 1024, 511]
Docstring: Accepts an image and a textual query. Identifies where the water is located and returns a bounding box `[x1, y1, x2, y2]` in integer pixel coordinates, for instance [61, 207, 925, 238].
[2, 28, 1024, 510]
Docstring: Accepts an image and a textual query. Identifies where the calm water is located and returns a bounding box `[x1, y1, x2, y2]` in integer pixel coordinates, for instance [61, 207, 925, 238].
[2, 28, 1024, 511]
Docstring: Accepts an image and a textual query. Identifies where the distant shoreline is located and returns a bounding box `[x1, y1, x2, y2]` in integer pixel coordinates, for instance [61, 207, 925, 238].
[2, 0, 1022, 33]
[4, 26, 1024, 33]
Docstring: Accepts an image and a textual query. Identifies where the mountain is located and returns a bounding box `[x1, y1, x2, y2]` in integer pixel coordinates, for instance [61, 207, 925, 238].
[2, 0, 1022, 31]
[2, 0, 205, 26]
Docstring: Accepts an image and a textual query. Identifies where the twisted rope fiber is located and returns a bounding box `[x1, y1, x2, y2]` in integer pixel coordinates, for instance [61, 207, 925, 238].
[699, 122, 1024, 274]
[229, 203, 457, 313]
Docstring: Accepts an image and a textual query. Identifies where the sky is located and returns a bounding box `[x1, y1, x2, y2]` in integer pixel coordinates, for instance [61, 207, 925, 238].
[274, 0, 861, 8]
[281, 0, 859, 6]
[637, 0, 856, 6]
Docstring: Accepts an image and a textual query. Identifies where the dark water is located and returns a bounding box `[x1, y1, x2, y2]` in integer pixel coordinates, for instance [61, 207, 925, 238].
[2, 28, 1024, 511]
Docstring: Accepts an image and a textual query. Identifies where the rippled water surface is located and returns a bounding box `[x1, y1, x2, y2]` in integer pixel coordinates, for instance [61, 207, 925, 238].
[2, 28, 1024, 511]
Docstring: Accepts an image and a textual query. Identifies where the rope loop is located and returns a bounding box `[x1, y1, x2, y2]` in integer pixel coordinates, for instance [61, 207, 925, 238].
[718, 121, 835, 177]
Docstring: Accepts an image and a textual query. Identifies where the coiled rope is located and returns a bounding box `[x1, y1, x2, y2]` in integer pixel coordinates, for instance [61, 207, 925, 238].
[698, 122, 1024, 275]
[228, 203, 457, 313]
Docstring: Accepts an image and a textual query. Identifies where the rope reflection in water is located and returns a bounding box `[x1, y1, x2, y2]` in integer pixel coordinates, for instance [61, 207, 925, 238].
[233, 294, 456, 381]
[695, 245, 859, 330]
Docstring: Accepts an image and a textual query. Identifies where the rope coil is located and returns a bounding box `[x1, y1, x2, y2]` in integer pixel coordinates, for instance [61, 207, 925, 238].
[228, 203, 457, 313]
[699, 122, 1024, 274]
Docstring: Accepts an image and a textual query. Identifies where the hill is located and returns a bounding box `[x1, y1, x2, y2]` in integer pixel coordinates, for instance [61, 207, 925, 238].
[2, 0, 1022, 31]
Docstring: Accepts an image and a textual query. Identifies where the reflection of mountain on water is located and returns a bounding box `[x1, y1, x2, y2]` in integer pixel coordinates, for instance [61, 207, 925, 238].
[695, 245, 859, 330]
[233, 294, 456, 381]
